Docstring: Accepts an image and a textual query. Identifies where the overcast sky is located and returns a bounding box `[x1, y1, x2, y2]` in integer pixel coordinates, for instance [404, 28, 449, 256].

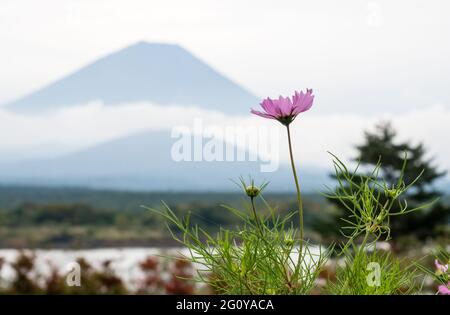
[0, 0, 449, 175]
[1, 0, 449, 109]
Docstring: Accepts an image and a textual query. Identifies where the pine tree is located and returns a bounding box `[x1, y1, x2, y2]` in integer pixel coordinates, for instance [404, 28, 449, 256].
[355, 121, 445, 203]
[317, 121, 449, 242]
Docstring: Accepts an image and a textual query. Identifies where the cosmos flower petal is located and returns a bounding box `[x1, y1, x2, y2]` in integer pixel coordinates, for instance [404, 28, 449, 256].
[250, 89, 314, 125]
[292, 90, 314, 114]
[438, 283, 450, 295]
[435, 259, 449, 273]
[251, 109, 276, 119]
[279, 96, 293, 116]
[259, 98, 273, 115]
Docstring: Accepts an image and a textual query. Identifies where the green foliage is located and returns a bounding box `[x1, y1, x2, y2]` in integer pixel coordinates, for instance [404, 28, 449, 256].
[146, 195, 330, 295]
[326, 249, 419, 295]
[322, 153, 427, 294]
[148, 152, 441, 295]
[323, 152, 434, 245]
[324, 122, 449, 241]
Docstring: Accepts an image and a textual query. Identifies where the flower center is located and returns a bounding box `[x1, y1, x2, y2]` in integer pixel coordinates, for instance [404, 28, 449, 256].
[277, 115, 295, 126]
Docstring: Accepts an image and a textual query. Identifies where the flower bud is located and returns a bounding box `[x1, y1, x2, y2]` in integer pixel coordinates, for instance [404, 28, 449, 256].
[376, 213, 384, 223]
[266, 288, 276, 295]
[385, 188, 399, 199]
[245, 185, 261, 198]
[284, 237, 294, 247]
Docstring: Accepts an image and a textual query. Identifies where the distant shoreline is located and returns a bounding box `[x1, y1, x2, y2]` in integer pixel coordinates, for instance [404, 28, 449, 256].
[0, 238, 181, 250]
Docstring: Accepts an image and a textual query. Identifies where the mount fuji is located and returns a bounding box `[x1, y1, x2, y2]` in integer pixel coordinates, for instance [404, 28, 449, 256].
[5, 42, 258, 114]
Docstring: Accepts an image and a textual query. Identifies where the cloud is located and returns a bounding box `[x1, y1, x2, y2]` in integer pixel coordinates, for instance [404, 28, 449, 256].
[289, 104, 450, 174]
[0, 102, 448, 178]
[0, 102, 226, 159]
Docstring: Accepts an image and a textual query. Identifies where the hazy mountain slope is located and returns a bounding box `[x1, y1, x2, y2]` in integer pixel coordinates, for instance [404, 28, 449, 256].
[6, 42, 258, 114]
[0, 130, 330, 191]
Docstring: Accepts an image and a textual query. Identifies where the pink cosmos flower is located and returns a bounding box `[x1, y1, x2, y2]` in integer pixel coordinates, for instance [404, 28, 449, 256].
[251, 89, 314, 126]
[438, 283, 450, 295]
[250, 89, 314, 261]
[435, 259, 449, 274]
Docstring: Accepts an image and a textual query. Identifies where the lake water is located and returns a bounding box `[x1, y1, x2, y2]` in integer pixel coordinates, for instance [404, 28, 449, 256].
[0, 246, 324, 289]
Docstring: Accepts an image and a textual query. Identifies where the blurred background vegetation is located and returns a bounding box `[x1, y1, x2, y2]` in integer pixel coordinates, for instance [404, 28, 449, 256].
[0, 121, 448, 250]
[0, 187, 328, 248]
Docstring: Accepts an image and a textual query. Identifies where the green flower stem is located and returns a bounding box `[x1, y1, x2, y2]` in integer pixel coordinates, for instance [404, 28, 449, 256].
[359, 231, 370, 256]
[286, 124, 304, 268]
[250, 197, 264, 236]
[251, 196, 293, 291]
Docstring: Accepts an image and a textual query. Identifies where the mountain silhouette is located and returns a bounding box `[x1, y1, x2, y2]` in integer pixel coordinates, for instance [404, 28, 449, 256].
[6, 42, 259, 114]
[0, 42, 331, 191]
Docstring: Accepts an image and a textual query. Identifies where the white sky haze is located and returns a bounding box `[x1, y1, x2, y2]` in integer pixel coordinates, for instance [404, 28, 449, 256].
[0, 0, 449, 178]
